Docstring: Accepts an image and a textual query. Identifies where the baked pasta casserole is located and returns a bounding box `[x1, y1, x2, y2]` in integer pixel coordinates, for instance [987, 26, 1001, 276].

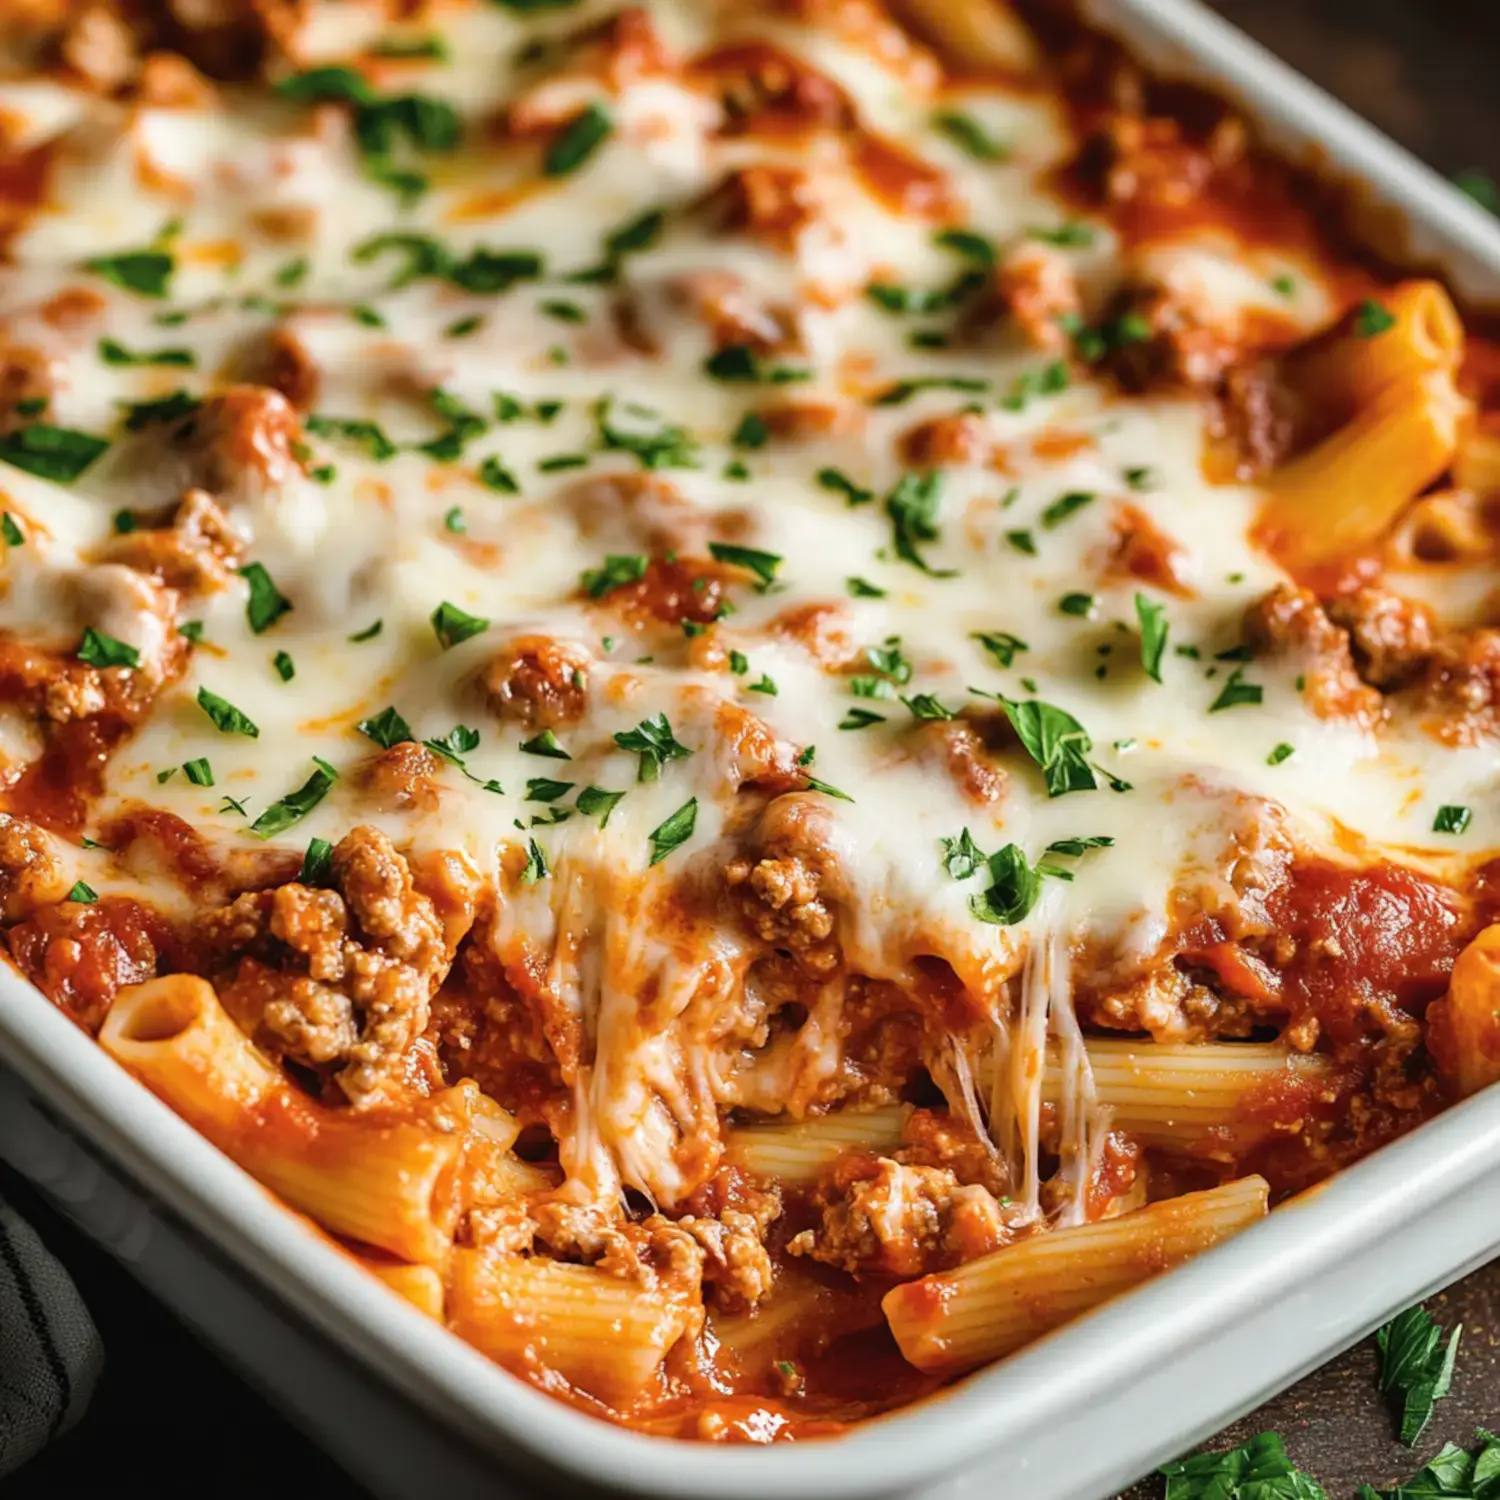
[1, 0, 1498, 1442]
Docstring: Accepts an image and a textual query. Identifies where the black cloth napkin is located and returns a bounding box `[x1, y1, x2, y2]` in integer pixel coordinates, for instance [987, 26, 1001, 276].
[0, 1193, 101, 1477]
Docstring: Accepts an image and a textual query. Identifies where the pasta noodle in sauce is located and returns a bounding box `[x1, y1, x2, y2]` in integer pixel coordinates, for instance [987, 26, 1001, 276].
[1, 0, 1498, 1443]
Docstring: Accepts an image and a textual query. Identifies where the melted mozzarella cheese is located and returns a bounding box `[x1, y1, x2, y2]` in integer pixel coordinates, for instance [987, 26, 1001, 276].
[0, 0, 1491, 1209]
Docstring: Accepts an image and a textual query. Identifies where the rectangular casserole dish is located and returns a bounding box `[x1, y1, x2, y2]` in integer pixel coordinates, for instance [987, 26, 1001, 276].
[6, 1, 1500, 1496]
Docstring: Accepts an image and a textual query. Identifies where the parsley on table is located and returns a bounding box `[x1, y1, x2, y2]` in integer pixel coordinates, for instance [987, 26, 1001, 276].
[1376, 1304, 1462, 1445]
[1161, 1431, 1326, 1500]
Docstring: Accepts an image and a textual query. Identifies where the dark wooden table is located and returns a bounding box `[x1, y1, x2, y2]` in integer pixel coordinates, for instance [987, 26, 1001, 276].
[5, 6, 1499, 1498]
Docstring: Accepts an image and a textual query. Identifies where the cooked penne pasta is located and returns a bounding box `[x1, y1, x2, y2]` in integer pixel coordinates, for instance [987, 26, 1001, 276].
[103, 977, 465, 1263]
[723, 1105, 909, 1184]
[882, 1176, 1269, 1375]
[890, 0, 1039, 72]
[359, 1258, 447, 1320]
[1453, 425, 1500, 497]
[1045, 1039, 1337, 1153]
[1261, 370, 1468, 564]
[1289, 281, 1463, 414]
[448, 1249, 699, 1407]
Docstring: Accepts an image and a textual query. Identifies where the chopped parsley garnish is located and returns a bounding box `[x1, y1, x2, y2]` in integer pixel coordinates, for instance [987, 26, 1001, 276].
[1000, 698, 1096, 797]
[1045, 835, 1114, 857]
[538, 453, 587, 472]
[939, 828, 987, 880]
[969, 844, 1042, 926]
[1040, 490, 1094, 529]
[885, 471, 954, 576]
[371, 34, 449, 60]
[931, 110, 1008, 161]
[1029, 222, 1095, 247]
[219, 796, 249, 817]
[873, 375, 988, 407]
[1354, 298, 1397, 338]
[615, 713, 691, 781]
[197, 687, 259, 738]
[708, 541, 781, 590]
[1000, 360, 1069, 411]
[582, 553, 647, 598]
[273, 651, 296, 682]
[933, 228, 997, 266]
[541, 299, 585, 323]
[1209, 668, 1263, 712]
[1, 513, 22, 546]
[348, 619, 382, 642]
[647, 797, 698, 865]
[444, 506, 467, 534]
[972, 630, 1028, 668]
[300, 837, 334, 884]
[66, 881, 99, 904]
[113, 509, 137, 535]
[275, 256, 310, 288]
[1135, 593, 1168, 683]
[444, 314, 483, 339]
[430, 600, 490, 649]
[1270, 273, 1297, 298]
[1267, 742, 1295, 766]
[704, 345, 811, 385]
[802, 776, 853, 803]
[731, 413, 769, 449]
[76, 628, 139, 670]
[596, 397, 699, 470]
[728, 651, 749, 675]
[357, 706, 414, 749]
[351, 304, 386, 329]
[576, 785, 626, 826]
[519, 729, 571, 760]
[846, 576, 886, 598]
[748, 673, 778, 695]
[544, 103, 612, 176]
[1160, 1431, 1324, 1500]
[183, 757, 214, 787]
[902, 693, 953, 721]
[238, 562, 292, 634]
[86, 249, 174, 298]
[478, 455, 519, 493]
[525, 777, 574, 803]
[1376, 1303, 1462, 1446]
[0, 423, 109, 482]
[305, 414, 397, 461]
[250, 757, 338, 839]
[1123, 465, 1157, 490]
[120, 390, 200, 432]
[817, 467, 874, 506]
[1434, 804, 1473, 835]
[519, 838, 550, 883]
[1005, 529, 1037, 556]
[99, 337, 194, 368]
[1057, 592, 1095, 617]
[839, 707, 885, 730]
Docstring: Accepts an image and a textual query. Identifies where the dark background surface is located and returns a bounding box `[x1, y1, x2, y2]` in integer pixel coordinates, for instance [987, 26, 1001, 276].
[4, 5, 1500, 1498]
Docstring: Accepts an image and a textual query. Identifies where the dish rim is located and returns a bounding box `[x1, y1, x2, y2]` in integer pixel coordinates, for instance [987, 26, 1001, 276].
[5, 1, 1500, 1494]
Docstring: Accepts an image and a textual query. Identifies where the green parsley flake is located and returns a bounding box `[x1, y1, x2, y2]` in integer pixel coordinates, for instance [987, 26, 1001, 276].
[932, 111, 1008, 161]
[430, 600, 490, 649]
[197, 687, 259, 738]
[0, 423, 109, 483]
[1434, 804, 1472, 835]
[300, 837, 334, 884]
[647, 798, 698, 865]
[576, 785, 625, 827]
[66, 880, 99, 904]
[1354, 298, 1397, 338]
[250, 758, 338, 839]
[615, 713, 691, 782]
[77, 628, 139, 670]
[239, 562, 293, 634]
[86, 249, 174, 298]
[583, 553, 647, 598]
[183, 757, 214, 787]
[357, 706, 414, 750]
[1135, 593, 1168, 683]
[545, 103, 612, 176]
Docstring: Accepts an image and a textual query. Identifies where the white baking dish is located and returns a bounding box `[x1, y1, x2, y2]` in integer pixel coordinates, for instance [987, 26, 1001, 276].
[5, 3, 1500, 1497]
